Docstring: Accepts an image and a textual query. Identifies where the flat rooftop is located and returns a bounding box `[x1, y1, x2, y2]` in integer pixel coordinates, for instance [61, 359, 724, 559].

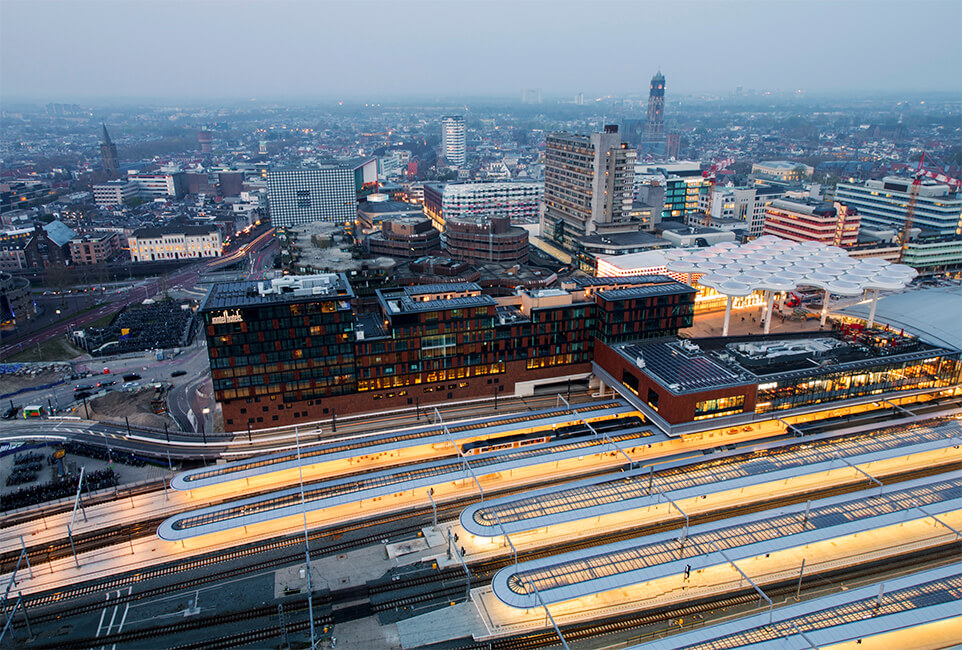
[616, 330, 955, 395]
[200, 273, 354, 311]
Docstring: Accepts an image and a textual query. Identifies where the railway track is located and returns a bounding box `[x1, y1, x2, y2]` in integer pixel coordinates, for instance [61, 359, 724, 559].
[444, 544, 961, 650]
[12, 410, 958, 621]
[25, 542, 959, 650]
[354, 461, 957, 618]
[5, 406, 957, 648]
[2, 416, 642, 570]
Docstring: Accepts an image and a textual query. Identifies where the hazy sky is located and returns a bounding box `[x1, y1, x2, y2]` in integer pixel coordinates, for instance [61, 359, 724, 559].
[2, 0, 960, 102]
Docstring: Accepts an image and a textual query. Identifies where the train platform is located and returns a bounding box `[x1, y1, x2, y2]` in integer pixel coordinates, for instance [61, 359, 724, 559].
[632, 564, 962, 649]
[171, 400, 635, 493]
[158, 423, 659, 544]
[453, 419, 961, 550]
[471, 476, 960, 637]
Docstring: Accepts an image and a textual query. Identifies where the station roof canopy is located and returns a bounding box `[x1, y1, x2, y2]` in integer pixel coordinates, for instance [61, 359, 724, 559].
[632, 564, 962, 650]
[665, 235, 917, 297]
[490, 475, 960, 609]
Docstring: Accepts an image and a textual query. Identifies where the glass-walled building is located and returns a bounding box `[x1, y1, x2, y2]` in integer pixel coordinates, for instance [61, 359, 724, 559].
[596, 330, 961, 430]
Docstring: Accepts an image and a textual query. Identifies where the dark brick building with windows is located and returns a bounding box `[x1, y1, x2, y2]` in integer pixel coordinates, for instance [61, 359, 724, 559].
[442, 215, 529, 264]
[202, 274, 696, 431]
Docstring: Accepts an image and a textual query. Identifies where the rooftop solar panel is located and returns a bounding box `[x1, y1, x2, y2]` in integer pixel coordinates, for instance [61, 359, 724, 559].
[622, 343, 744, 392]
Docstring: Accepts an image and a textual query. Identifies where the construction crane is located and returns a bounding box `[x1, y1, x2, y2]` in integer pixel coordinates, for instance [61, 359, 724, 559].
[701, 157, 735, 226]
[897, 153, 962, 263]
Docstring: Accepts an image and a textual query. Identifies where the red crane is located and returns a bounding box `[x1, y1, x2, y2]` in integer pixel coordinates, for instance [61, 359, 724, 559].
[701, 158, 735, 226]
[897, 154, 962, 263]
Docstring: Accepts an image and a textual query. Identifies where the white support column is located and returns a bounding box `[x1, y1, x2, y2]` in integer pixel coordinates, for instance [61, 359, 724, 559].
[722, 295, 734, 336]
[763, 291, 776, 335]
[820, 289, 830, 326]
[868, 288, 880, 328]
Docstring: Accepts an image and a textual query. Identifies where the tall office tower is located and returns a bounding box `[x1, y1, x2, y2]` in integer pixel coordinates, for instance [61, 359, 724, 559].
[441, 115, 466, 167]
[542, 125, 637, 252]
[267, 167, 357, 227]
[100, 123, 119, 174]
[645, 70, 665, 139]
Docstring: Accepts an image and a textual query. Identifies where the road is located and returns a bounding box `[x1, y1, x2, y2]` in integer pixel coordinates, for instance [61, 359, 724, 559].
[0, 390, 597, 461]
[0, 228, 275, 361]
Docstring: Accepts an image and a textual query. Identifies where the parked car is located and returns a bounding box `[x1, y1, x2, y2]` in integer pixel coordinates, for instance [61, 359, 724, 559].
[171, 370, 186, 378]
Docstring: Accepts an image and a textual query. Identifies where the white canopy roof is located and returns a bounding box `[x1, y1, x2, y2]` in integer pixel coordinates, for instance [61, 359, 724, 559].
[664, 237, 914, 298]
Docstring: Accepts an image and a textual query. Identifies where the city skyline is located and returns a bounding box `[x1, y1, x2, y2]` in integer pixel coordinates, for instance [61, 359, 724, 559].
[2, 0, 960, 102]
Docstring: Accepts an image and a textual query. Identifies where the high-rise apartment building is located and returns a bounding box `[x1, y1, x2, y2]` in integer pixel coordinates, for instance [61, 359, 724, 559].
[423, 181, 542, 232]
[835, 176, 962, 236]
[645, 70, 665, 139]
[542, 126, 637, 252]
[763, 198, 860, 246]
[440, 115, 466, 167]
[100, 123, 120, 174]
[267, 167, 357, 227]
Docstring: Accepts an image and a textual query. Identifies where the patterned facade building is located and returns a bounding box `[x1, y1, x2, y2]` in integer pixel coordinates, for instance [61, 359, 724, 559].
[202, 275, 695, 431]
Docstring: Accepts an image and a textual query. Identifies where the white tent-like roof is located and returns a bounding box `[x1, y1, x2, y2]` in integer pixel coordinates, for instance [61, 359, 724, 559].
[664, 237, 917, 335]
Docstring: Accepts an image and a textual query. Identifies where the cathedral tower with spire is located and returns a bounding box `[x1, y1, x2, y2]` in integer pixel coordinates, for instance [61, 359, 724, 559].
[100, 123, 119, 174]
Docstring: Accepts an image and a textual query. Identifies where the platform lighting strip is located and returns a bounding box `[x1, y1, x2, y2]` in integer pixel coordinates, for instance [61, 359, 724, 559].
[473, 419, 958, 528]
[683, 573, 962, 649]
[170, 429, 654, 531]
[181, 401, 626, 483]
[505, 477, 960, 596]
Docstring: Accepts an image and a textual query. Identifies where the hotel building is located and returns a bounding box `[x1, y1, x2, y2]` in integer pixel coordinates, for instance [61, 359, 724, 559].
[201, 274, 695, 430]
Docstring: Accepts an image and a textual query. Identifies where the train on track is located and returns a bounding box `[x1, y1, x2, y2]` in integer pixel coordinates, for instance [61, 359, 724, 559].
[460, 416, 644, 456]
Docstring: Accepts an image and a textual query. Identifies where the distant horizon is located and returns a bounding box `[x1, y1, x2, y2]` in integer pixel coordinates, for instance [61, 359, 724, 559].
[2, 0, 959, 105]
[4, 88, 960, 110]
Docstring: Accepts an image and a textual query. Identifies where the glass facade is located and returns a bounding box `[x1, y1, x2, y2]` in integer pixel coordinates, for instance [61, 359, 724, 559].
[754, 354, 961, 414]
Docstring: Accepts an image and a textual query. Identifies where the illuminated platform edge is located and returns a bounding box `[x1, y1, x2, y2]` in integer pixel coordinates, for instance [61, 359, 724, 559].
[172, 401, 634, 490]
[489, 475, 960, 609]
[158, 426, 657, 541]
[460, 423, 959, 537]
[632, 564, 962, 650]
